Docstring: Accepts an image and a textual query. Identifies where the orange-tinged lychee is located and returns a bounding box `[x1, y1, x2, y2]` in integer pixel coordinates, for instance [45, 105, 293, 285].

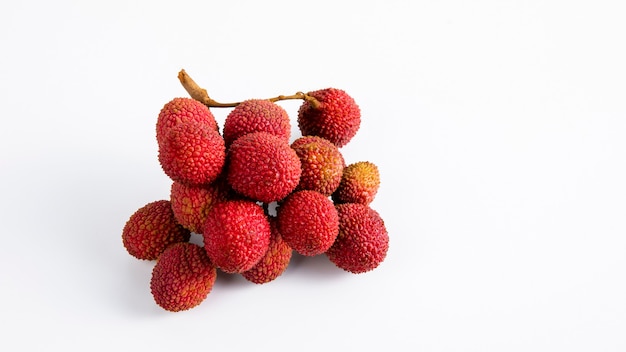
[122, 200, 190, 260]
[203, 200, 271, 273]
[332, 161, 380, 205]
[156, 97, 218, 145]
[158, 120, 226, 186]
[150, 242, 217, 312]
[277, 190, 339, 256]
[226, 132, 301, 203]
[297, 88, 361, 147]
[291, 135, 345, 196]
[222, 99, 291, 147]
[326, 203, 388, 274]
[169, 179, 229, 234]
[242, 217, 292, 284]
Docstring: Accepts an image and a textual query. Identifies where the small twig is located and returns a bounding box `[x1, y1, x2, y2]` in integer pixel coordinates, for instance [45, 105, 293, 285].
[178, 69, 321, 109]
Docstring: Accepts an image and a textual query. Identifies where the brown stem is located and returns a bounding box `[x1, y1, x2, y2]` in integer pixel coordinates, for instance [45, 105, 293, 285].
[268, 93, 321, 109]
[178, 69, 239, 107]
[178, 69, 321, 109]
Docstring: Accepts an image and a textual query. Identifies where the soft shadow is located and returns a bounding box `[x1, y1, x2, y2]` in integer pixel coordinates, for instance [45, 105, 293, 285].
[215, 269, 250, 287]
[116, 259, 165, 316]
[283, 252, 348, 280]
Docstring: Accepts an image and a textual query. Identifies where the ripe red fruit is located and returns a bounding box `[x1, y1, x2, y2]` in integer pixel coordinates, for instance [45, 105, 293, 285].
[222, 99, 291, 147]
[226, 132, 301, 203]
[169, 179, 229, 234]
[326, 203, 389, 274]
[156, 97, 218, 145]
[291, 135, 345, 196]
[203, 200, 271, 273]
[242, 217, 293, 284]
[332, 161, 380, 205]
[297, 88, 361, 147]
[122, 200, 190, 260]
[150, 242, 217, 312]
[158, 120, 226, 186]
[277, 190, 339, 256]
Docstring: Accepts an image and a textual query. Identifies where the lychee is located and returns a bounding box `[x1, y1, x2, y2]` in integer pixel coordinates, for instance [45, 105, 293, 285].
[156, 97, 218, 145]
[291, 135, 345, 196]
[169, 179, 229, 234]
[222, 99, 291, 147]
[150, 242, 217, 312]
[276, 190, 339, 256]
[297, 88, 361, 147]
[122, 200, 191, 260]
[326, 203, 389, 274]
[158, 120, 226, 186]
[242, 217, 293, 284]
[332, 161, 380, 205]
[203, 199, 271, 273]
[226, 132, 301, 203]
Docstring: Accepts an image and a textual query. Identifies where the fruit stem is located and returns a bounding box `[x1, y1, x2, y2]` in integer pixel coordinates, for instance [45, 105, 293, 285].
[268, 93, 322, 109]
[178, 69, 238, 107]
[178, 69, 321, 109]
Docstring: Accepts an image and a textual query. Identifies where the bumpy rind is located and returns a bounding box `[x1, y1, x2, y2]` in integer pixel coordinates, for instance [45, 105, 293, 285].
[122, 200, 190, 260]
[326, 203, 389, 274]
[156, 97, 218, 145]
[277, 190, 339, 256]
[332, 161, 380, 205]
[226, 132, 301, 203]
[169, 180, 229, 234]
[291, 135, 345, 196]
[242, 217, 293, 284]
[158, 120, 226, 186]
[203, 200, 271, 273]
[222, 99, 291, 147]
[297, 88, 361, 148]
[150, 242, 217, 312]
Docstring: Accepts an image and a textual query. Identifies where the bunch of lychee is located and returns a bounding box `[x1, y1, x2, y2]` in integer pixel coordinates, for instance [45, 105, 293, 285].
[121, 70, 389, 312]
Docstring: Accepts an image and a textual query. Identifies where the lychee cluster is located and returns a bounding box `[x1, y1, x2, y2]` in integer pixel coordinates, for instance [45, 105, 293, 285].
[121, 70, 389, 312]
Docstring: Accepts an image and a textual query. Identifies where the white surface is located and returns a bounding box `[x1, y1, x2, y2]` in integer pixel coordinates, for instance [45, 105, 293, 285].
[1, 1, 625, 351]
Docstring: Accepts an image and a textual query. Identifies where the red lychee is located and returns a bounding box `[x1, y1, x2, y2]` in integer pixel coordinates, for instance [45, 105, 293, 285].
[242, 217, 293, 284]
[277, 190, 339, 256]
[203, 200, 271, 273]
[158, 120, 226, 186]
[226, 132, 301, 203]
[156, 97, 218, 145]
[326, 203, 389, 274]
[291, 135, 345, 196]
[122, 200, 190, 260]
[150, 242, 217, 312]
[297, 88, 361, 147]
[169, 179, 229, 234]
[222, 99, 291, 147]
[332, 161, 380, 205]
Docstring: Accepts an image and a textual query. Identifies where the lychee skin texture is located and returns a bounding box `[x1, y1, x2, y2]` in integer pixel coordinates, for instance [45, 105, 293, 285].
[156, 97, 218, 146]
[122, 200, 191, 260]
[222, 99, 291, 147]
[169, 180, 229, 234]
[291, 135, 345, 196]
[203, 200, 271, 273]
[242, 217, 292, 284]
[332, 161, 380, 205]
[226, 132, 301, 203]
[297, 88, 361, 148]
[158, 120, 226, 186]
[326, 203, 389, 274]
[277, 190, 339, 256]
[150, 242, 217, 312]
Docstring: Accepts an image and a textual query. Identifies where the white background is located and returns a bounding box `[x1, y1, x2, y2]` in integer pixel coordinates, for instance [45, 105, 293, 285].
[1, 1, 625, 351]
